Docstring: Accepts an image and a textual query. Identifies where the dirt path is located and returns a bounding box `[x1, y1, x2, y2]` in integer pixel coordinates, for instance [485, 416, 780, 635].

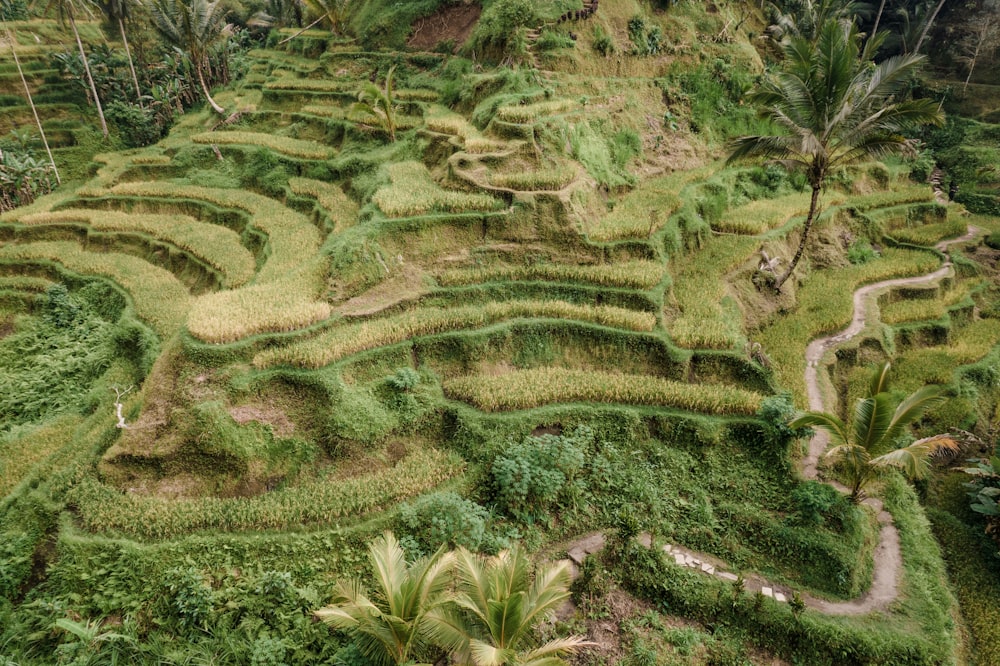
[561, 226, 982, 616]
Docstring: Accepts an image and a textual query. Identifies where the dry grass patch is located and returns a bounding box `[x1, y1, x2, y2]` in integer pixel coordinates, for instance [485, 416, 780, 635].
[0, 241, 191, 337]
[496, 98, 576, 123]
[715, 192, 810, 235]
[191, 131, 335, 160]
[19, 209, 255, 287]
[373, 161, 503, 217]
[289, 178, 358, 231]
[888, 218, 968, 246]
[255, 300, 657, 369]
[489, 167, 576, 191]
[444, 367, 765, 414]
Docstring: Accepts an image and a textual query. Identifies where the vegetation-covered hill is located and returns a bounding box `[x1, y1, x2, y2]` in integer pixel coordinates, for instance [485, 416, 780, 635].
[0, 0, 999, 664]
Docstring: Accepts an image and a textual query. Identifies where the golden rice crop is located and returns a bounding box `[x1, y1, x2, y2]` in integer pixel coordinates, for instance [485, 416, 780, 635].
[254, 300, 657, 368]
[0, 415, 76, 497]
[70, 448, 464, 540]
[847, 185, 933, 211]
[888, 218, 967, 246]
[396, 88, 439, 102]
[20, 209, 256, 287]
[880, 298, 946, 324]
[187, 259, 330, 343]
[301, 104, 347, 119]
[191, 131, 335, 160]
[436, 260, 665, 290]
[714, 193, 810, 235]
[444, 367, 766, 414]
[289, 177, 358, 231]
[0, 276, 54, 292]
[109, 182, 321, 284]
[496, 98, 576, 123]
[489, 167, 576, 191]
[589, 167, 712, 242]
[757, 247, 943, 405]
[265, 78, 355, 92]
[372, 161, 503, 217]
[0, 241, 191, 337]
[463, 138, 511, 154]
[425, 113, 474, 138]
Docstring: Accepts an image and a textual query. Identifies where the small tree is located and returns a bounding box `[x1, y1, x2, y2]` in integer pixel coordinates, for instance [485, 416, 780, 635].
[352, 65, 398, 142]
[149, 0, 229, 115]
[790, 362, 958, 502]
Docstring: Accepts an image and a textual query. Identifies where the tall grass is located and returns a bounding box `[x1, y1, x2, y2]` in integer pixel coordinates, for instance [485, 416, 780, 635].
[589, 167, 713, 241]
[288, 178, 358, 232]
[0, 241, 191, 337]
[20, 209, 256, 287]
[495, 98, 576, 123]
[714, 192, 810, 235]
[372, 162, 503, 217]
[888, 218, 968, 246]
[0, 276, 54, 292]
[443, 368, 766, 414]
[108, 182, 321, 284]
[847, 185, 934, 212]
[69, 448, 464, 539]
[436, 260, 665, 290]
[489, 167, 576, 191]
[254, 300, 657, 368]
[191, 132, 335, 160]
[669, 236, 759, 349]
[0, 416, 77, 497]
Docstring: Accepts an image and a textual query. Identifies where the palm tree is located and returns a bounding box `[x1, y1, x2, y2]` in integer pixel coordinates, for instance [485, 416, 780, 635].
[99, 0, 142, 104]
[37, 0, 109, 138]
[352, 64, 398, 142]
[3, 26, 60, 183]
[314, 532, 455, 666]
[728, 18, 942, 290]
[149, 0, 229, 115]
[912, 0, 946, 54]
[427, 546, 590, 666]
[790, 362, 957, 502]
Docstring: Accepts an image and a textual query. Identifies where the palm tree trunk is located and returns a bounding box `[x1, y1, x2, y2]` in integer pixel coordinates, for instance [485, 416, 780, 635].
[775, 183, 821, 290]
[69, 11, 108, 138]
[871, 0, 886, 38]
[7, 27, 60, 185]
[913, 0, 946, 54]
[196, 63, 225, 115]
[118, 17, 143, 107]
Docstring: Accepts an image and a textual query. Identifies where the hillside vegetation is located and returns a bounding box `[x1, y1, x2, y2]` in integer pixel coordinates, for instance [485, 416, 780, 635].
[0, 0, 999, 664]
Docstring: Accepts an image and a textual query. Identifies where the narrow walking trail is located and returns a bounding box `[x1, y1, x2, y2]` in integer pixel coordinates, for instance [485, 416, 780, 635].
[563, 226, 982, 615]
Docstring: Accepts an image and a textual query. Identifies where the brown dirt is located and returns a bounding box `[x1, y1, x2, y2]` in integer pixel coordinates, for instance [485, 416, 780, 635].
[229, 404, 296, 438]
[406, 3, 481, 52]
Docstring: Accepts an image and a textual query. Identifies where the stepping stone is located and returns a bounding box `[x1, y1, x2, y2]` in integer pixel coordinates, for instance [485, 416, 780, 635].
[762, 586, 773, 598]
[566, 547, 587, 565]
[663, 544, 673, 553]
[674, 553, 686, 566]
[774, 592, 787, 603]
[719, 572, 739, 582]
[700, 563, 715, 574]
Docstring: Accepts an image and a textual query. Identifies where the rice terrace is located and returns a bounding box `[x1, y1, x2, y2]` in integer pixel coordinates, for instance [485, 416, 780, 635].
[1, 0, 1000, 663]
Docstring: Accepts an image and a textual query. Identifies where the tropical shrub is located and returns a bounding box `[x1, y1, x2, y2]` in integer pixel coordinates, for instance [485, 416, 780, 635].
[398, 491, 491, 553]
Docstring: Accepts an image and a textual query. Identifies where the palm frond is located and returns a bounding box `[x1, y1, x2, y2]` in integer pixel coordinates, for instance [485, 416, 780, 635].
[868, 362, 892, 397]
[789, 411, 850, 446]
[883, 384, 948, 444]
[852, 392, 896, 452]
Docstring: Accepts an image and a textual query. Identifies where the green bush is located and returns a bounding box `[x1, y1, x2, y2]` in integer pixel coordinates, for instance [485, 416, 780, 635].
[105, 101, 166, 148]
[847, 239, 879, 265]
[592, 25, 615, 56]
[467, 0, 538, 62]
[985, 232, 1000, 250]
[397, 491, 490, 553]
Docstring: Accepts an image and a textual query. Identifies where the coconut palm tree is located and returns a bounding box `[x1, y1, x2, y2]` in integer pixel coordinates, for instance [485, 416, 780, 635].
[314, 532, 455, 666]
[3, 26, 59, 183]
[427, 546, 590, 666]
[37, 0, 109, 138]
[352, 64, 398, 142]
[149, 0, 229, 115]
[99, 0, 142, 104]
[790, 362, 957, 502]
[728, 18, 942, 290]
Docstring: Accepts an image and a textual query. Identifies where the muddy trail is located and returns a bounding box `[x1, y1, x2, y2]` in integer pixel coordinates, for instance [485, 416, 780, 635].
[562, 226, 983, 615]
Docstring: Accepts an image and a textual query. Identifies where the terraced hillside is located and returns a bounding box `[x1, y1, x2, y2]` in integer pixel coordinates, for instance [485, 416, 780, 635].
[1, 1, 999, 664]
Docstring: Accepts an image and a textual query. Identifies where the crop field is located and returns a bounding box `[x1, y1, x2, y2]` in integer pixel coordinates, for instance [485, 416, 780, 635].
[0, 3, 997, 665]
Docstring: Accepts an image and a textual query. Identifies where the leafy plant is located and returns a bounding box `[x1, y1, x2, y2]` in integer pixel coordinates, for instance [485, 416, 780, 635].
[352, 65, 399, 142]
[490, 428, 588, 522]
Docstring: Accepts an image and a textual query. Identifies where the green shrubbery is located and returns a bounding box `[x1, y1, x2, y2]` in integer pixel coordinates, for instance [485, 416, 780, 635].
[491, 427, 588, 522]
[466, 0, 538, 63]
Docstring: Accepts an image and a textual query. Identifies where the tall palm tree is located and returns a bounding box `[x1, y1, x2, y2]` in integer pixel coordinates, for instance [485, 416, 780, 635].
[99, 0, 142, 104]
[37, 0, 109, 138]
[149, 0, 228, 115]
[314, 532, 455, 666]
[790, 362, 957, 502]
[3, 26, 60, 183]
[427, 546, 589, 666]
[912, 0, 946, 54]
[728, 18, 942, 290]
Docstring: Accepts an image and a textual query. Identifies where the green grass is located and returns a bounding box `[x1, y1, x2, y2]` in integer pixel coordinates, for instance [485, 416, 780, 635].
[0, 241, 191, 338]
[443, 367, 766, 414]
[887, 217, 968, 246]
[190, 132, 336, 160]
[589, 167, 713, 241]
[254, 300, 658, 369]
[19, 209, 256, 287]
[372, 161, 504, 217]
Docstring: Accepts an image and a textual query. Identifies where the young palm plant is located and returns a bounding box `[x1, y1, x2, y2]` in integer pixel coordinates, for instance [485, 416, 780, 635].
[427, 546, 590, 666]
[314, 532, 455, 666]
[352, 65, 398, 142]
[790, 362, 957, 502]
[728, 18, 943, 290]
[149, 0, 229, 115]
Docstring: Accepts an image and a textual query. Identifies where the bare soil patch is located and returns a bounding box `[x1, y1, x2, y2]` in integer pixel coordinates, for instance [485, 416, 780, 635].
[229, 404, 296, 438]
[407, 3, 481, 52]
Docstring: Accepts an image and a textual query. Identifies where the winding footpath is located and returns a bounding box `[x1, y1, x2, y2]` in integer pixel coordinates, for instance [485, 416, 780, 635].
[563, 225, 983, 615]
